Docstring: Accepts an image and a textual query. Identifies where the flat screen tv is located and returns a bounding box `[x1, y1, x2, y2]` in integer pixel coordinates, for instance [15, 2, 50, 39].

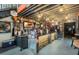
[0, 21, 11, 33]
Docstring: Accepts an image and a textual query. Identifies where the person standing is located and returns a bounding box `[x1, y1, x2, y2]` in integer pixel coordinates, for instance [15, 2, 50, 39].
[28, 23, 37, 54]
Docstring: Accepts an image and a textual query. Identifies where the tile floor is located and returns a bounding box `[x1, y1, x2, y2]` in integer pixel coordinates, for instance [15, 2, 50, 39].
[0, 38, 78, 55]
[38, 39, 78, 55]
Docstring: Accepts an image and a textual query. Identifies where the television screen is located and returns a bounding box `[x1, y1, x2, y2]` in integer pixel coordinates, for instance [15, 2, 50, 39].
[0, 21, 11, 33]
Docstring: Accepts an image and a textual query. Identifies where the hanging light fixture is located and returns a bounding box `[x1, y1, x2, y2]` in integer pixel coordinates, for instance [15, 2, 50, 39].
[59, 8, 64, 12]
[59, 4, 65, 12]
[37, 12, 43, 18]
[24, 22, 28, 27]
[46, 18, 49, 21]
[65, 16, 68, 19]
[38, 14, 42, 18]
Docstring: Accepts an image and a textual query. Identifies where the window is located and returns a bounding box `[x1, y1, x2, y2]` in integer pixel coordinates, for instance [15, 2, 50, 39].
[0, 21, 11, 33]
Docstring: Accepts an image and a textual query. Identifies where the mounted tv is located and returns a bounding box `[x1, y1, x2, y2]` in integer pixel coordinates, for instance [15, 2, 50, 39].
[0, 21, 11, 33]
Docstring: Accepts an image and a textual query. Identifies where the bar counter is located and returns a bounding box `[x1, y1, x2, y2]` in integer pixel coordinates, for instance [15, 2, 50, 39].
[37, 32, 56, 50]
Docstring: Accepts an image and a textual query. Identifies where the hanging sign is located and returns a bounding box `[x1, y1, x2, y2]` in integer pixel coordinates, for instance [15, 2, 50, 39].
[17, 4, 26, 13]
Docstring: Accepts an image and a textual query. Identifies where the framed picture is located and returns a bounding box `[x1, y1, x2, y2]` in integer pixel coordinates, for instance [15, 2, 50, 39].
[0, 21, 11, 33]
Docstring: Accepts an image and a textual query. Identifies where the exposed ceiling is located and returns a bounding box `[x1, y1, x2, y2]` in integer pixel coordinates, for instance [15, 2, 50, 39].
[20, 4, 79, 23]
[18, 4, 56, 16]
[43, 4, 79, 22]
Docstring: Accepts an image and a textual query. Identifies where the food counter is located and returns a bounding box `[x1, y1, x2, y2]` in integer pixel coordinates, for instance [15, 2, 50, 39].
[37, 32, 56, 50]
[50, 33, 57, 42]
[38, 35, 48, 49]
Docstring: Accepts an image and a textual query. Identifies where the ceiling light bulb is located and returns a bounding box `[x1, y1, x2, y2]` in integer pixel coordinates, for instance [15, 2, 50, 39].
[38, 15, 41, 18]
[38, 14, 43, 18]
[59, 8, 64, 12]
[65, 16, 68, 19]
[52, 20, 54, 22]
[46, 18, 49, 21]
[25, 22, 28, 25]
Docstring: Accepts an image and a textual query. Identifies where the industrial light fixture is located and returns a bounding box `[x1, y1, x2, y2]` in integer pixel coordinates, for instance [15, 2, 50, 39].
[59, 8, 64, 12]
[65, 16, 68, 19]
[55, 22, 58, 25]
[65, 14, 70, 19]
[52, 20, 54, 22]
[59, 4, 64, 12]
[41, 24, 43, 27]
[38, 15, 41, 18]
[37, 13, 43, 18]
[46, 18, 49, 21]
[24, 22, 28, 27]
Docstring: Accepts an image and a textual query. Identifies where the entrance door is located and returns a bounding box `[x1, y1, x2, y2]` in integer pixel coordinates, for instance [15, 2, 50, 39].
[64, 22, 76, 38]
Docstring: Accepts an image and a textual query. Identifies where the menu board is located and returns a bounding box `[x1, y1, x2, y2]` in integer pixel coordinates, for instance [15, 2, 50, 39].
[0, 21, 11, 33]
